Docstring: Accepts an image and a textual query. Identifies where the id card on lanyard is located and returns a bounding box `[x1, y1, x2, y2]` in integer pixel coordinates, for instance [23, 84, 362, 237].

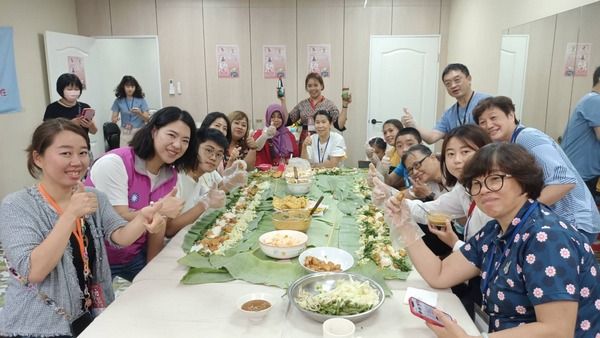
[480, 201, 538, 310]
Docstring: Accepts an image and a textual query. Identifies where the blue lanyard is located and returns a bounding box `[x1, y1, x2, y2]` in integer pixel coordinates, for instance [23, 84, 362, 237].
[510, 126, 525, 143]
[455, 91, 475, 126]
[480, 201, 538, 308]
[317, 136, 330, 163]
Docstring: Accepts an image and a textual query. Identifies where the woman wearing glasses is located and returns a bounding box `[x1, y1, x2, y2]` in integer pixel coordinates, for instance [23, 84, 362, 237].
[386, 143, 600, 337]
[301, 110, 347, 168]
[168, 129, 229, 236]
[401, 144, 450, 201]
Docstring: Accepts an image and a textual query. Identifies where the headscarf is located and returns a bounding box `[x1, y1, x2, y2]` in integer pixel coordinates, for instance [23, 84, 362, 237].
[265, 103, 294, 158]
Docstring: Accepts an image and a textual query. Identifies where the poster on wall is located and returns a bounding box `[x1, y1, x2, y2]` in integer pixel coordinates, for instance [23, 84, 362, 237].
[216, 44, 240, 79]
[564, 42, 592, 77]
[67, 56, 87, 89]
[263, 45, 286, 79]
[307, 44, 331, 78]
[0, 27, 21, 114]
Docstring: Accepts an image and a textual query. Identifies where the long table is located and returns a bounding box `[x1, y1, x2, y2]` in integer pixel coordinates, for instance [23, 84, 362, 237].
[80, 174, 480, 337]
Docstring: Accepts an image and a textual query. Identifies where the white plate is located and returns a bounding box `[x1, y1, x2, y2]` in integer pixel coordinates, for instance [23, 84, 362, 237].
[299, 247, 354, 273]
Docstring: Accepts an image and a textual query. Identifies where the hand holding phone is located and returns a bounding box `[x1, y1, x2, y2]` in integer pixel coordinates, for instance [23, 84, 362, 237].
[408, 297, 452, 327]
[80, 108, 95, 121]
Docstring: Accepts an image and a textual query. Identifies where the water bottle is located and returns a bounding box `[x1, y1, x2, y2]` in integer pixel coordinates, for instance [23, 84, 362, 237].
[277, 76, 285, 98]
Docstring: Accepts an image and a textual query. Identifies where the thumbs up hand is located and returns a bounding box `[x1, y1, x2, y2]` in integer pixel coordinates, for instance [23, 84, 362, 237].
[139, 201, 166, 234]
[156, 187, 184, 219]
[367, 163, 384, 187]
[198, 182, 226, 210]
[401, 107, 416, 128]
[65, 182, 98, 220]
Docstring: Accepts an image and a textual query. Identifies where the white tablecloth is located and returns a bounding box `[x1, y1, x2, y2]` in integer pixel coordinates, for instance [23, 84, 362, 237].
[80, 225, 479, 338]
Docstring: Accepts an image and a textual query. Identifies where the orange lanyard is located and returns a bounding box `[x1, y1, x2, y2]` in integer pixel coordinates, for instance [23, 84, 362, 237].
[38, 184, 91, 278]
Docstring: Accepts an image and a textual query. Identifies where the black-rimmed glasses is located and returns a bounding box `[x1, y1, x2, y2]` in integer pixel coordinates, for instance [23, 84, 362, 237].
[408, 156, 429, 175]
[466, 174, 513, 196]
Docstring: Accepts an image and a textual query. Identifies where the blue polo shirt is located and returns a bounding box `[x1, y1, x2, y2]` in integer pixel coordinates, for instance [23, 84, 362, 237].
[460, 201, 600, 335]
[561, 92, 600, 181]
[434, 92, 491, 134]
[111, 97, 149, 129]
[392, 163, 410, 187]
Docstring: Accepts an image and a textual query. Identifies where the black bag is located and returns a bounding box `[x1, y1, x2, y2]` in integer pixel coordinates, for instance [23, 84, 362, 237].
[70, 311, 93, 337]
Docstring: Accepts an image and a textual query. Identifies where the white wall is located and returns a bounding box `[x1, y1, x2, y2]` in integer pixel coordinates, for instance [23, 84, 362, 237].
[0, 0, 79, 199]
[445, 0, 598, 105]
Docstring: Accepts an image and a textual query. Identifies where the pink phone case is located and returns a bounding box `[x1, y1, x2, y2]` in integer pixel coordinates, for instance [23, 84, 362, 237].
[408, 297, 449, 327]
[81, 108, 95, 120]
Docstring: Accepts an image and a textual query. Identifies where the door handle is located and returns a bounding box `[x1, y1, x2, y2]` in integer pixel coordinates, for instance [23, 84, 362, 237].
[371, 119, 383, 125]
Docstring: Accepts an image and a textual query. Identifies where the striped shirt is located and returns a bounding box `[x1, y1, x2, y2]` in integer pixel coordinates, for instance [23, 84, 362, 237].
[514, 127, 600, 234]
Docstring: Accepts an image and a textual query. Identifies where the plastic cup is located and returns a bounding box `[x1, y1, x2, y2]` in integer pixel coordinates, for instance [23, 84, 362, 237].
[323, 318, 355, 338]
[427, 212, 451, 230]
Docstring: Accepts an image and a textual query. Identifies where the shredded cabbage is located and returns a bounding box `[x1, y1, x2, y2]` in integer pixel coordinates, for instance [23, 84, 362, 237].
[295, 280, 379, 315]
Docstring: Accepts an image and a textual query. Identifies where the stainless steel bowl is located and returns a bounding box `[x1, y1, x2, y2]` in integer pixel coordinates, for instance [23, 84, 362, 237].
[287, 272, 385, 323]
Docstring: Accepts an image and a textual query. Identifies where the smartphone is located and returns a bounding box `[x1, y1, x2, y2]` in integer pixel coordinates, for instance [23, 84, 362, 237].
[80, 108, 95, 120]
[408, 297, 451, 327]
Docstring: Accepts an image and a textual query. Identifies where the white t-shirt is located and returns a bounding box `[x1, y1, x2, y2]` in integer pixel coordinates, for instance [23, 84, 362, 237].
[176, 171, 223, 213]
[89, 154, 130, 206]
[89, 154, 161, 206]
[307, 132, 346, 166]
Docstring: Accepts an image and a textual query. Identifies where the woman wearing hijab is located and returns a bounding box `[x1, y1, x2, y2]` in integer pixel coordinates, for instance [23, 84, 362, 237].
[253, 103, 299, 166]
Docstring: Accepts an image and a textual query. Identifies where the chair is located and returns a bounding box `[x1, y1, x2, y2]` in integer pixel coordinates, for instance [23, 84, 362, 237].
[103, 122, 120, 151]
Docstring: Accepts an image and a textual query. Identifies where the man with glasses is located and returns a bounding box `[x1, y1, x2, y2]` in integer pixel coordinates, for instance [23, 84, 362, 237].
[168, 128, 247, 236]
[401, 63, 490, 144]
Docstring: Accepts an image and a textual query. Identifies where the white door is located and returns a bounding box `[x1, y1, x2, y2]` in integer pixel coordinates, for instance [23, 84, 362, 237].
[367, 35, 440, 142]
[498, 35, 529, 120]
[44, 31, 163, 158]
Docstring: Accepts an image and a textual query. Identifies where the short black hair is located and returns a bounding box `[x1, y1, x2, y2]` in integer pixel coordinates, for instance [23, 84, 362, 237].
[130, 106, 199, 172]
[440, 125, 492, 187]
[472, 96, 519, 125]
[115, 75, 145, 99]
[368, 137, 387, 152]
[56, 73, 83, 98]
[314, 109, 332, 123]
[401, 144, 432, 168]
[396, 127, 422, 144]
[200, 112, 232, 145]
[460, 143, 544, 199]
[197, 127, 229, 152]
[593, 66, 600, 87]
[442, 63, 470, 80]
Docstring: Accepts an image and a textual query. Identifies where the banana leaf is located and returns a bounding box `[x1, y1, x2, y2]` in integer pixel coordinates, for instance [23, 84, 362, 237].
[181, 267, 234, 284]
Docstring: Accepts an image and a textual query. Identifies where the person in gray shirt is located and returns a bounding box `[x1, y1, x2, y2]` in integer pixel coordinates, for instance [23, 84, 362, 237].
[0, 118, 166, 337]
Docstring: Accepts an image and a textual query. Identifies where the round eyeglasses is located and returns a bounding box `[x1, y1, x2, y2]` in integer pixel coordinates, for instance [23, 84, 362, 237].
[466, 174, 513, 196]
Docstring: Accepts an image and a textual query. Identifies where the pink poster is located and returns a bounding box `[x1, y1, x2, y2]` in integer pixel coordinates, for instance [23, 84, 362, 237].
[263, 45, 287, 79]
[216, 44, 241, 79]
[307, 44, 331, 78]
[564, 43, 592, 77]
[67, 56, 87, 89]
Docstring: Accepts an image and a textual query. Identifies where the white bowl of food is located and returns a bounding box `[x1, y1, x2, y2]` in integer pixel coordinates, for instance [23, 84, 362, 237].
[237, 292, 278, 320]
[299, 247, 354, 273]
[286, 178, 312, 196]
[259, 230, 308, 259]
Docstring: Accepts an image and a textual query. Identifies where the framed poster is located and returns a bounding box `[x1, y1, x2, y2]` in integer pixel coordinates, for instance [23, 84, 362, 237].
[307, 44, 331, 78]
[263, 45, 286, 79]
[216, 44, 241, 79]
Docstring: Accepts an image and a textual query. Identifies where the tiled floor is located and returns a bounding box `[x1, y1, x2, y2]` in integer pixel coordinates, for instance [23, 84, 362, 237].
[0, 247, 130, 309]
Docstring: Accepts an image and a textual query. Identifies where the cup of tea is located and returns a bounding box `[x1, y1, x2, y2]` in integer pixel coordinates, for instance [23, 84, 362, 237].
[427, 212, 451, 230]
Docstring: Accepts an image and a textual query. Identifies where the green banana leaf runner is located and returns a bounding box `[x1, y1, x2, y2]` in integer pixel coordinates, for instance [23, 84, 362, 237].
[179, 172, 411, 296]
